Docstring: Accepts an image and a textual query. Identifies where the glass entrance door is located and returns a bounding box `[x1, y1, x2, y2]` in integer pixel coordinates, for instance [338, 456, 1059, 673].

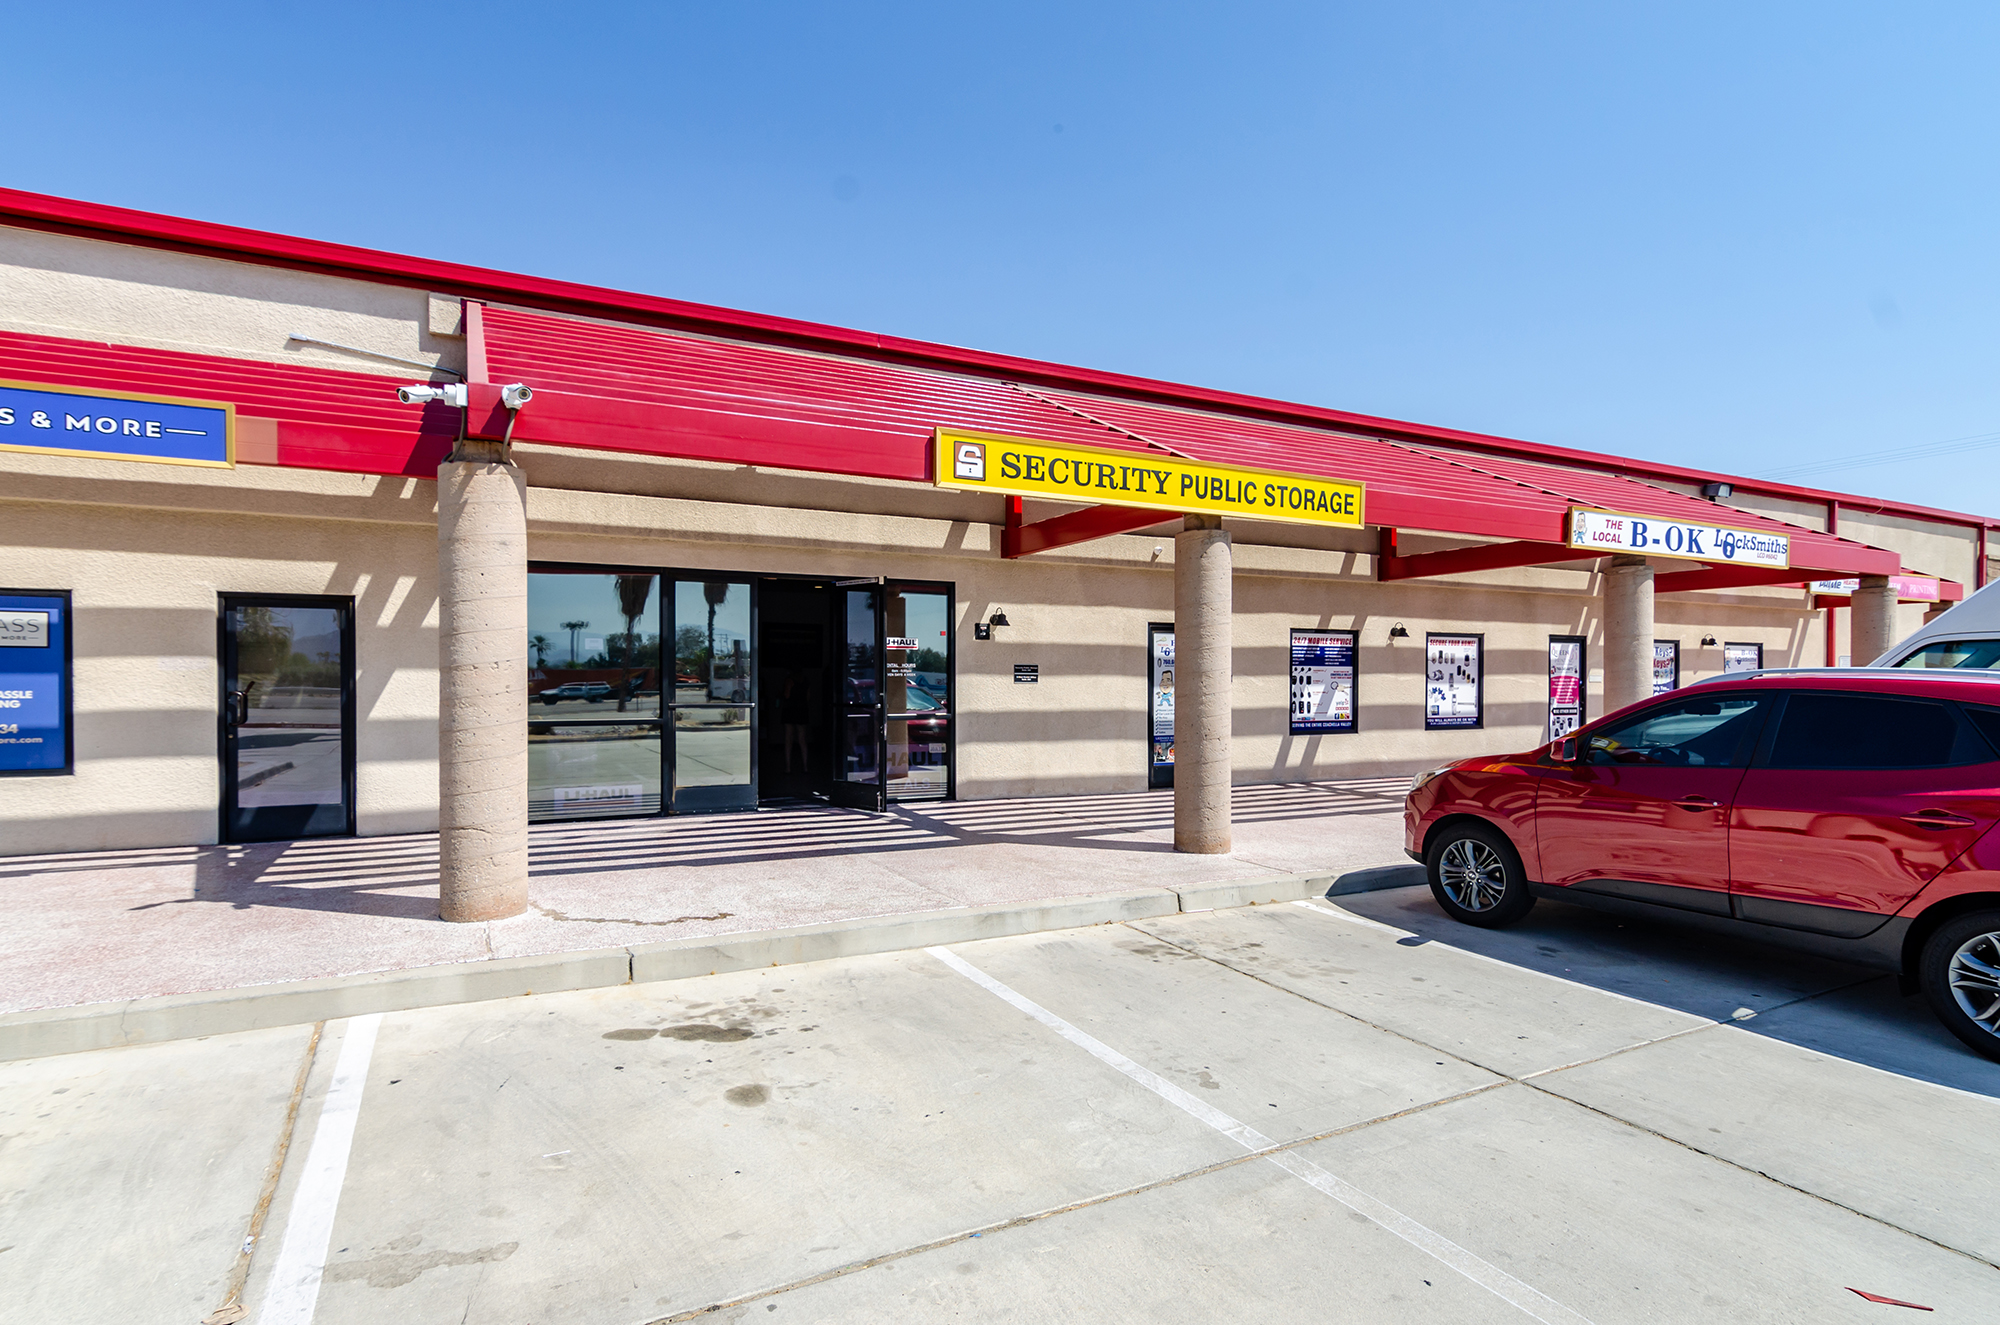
[830, 585, 885, 810]
[221, 595, 354, 842]
[885, 585, 952, 801]
[670, 578, 756, 812]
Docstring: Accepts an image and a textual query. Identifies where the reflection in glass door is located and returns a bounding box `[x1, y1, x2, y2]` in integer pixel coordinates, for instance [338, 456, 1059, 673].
[885, 585, 951, 801]
[670, 579, 756, 812]
[527, 569, 663, 821]
[221, 595, 354, 842]
[831, 586, 885, 811]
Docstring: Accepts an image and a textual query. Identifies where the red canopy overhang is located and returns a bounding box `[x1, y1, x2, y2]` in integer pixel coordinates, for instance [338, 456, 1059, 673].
[0, 304, 1910, 581]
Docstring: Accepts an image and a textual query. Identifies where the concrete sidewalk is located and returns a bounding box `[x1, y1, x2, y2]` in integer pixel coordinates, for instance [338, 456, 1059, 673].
[3, 779, 1412, 1018]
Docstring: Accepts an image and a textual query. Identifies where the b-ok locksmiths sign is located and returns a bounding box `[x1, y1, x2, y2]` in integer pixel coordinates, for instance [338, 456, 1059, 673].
[1568, 507, 1789, 568]
[934, 428, 1364, 529]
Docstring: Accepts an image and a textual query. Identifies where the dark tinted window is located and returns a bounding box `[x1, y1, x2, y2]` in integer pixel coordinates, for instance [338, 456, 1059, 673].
[1766, 693, 1989, 769]
[1585, 694, 1765, 768]
[1959, 704, 2000, 756]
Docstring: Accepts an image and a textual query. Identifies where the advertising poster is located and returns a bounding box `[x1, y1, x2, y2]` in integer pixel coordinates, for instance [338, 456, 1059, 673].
[1547, 636, 1585, 742]
[1289, 629, 1357, 734]
[1425, 633, 1483, 730]
[1723, 642, 1763, 673]
[1148, 626, 1175, 787]
[1652, 640, 1680, 695]
[0, 590, 71, 775]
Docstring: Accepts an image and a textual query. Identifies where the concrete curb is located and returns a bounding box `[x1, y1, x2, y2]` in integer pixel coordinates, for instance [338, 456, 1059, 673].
[0, 866, 1411, 1061]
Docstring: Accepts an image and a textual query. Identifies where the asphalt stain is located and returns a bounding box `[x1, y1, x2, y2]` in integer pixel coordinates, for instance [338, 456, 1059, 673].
[725, 1084, 770, 1106]
[603, 1028, 659, 1041]
[326, 1241, 519, 1289]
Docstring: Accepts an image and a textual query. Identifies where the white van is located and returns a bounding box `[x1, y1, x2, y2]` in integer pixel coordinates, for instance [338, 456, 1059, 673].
[1873, 580, 2000, 668]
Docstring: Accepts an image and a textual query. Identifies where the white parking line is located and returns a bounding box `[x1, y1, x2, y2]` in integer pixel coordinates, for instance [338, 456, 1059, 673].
[258, 1013, 383, 1325]
[927, 946, 1595, 1325]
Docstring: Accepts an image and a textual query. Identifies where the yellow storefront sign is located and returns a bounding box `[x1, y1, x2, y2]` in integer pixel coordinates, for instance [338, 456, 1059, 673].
[933, 428, 1364, 528]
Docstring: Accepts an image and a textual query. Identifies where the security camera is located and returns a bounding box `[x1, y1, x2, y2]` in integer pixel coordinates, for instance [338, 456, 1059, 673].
[499, 383, 533, 410]
[397, 383, 467, 406]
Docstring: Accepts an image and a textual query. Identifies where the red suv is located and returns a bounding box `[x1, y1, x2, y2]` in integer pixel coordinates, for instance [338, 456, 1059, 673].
[1405, 669, 2000, 1061]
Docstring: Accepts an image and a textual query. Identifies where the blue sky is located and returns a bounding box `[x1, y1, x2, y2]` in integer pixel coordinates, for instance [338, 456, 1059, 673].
[5, 3, 1996, 514]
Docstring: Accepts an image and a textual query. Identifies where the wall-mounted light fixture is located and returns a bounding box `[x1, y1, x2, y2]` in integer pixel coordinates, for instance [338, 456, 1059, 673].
[1700, 482, 1733, 502]
[989, 611, 1011, 629]
[1700, 633, 1718, 646]
[975, 610, 1010, 641]
[1388, 622, 1410, 640]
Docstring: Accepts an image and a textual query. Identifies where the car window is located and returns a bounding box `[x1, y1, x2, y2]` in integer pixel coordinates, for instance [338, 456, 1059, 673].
[1765, 692, 1990, 769]
[1957, 704, 2000, 756]
[1585, 695, 1765, 767]
[1893, 639, 2000, 669]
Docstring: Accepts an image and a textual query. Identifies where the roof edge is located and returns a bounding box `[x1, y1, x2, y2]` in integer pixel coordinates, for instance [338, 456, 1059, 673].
[3, 185, 1994, 532]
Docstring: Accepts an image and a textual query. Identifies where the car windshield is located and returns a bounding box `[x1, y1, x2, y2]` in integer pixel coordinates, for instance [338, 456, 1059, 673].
[1894, 638, 2000, 669]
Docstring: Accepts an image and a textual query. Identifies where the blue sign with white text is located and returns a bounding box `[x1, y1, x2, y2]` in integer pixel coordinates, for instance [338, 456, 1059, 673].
[0, 593, 71, 774]
[0, 381, 232, 467]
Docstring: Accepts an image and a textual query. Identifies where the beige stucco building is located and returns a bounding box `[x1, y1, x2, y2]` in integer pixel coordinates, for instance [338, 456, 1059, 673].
[1, 190, 1990, 885]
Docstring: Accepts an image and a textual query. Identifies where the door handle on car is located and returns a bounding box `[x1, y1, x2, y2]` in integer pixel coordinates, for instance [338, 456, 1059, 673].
[1902, 809, 1978, 830]
[1672, 795, 1720, 811]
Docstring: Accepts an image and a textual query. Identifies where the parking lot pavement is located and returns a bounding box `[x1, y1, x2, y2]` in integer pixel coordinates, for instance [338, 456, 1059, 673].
[7, 890, 1998, 1324]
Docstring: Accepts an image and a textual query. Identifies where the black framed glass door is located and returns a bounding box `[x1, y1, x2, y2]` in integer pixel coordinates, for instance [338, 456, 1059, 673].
[670, 578, 757, 812]
[831, 585, 886, 811]
[884, 584, 952, 802]
[220, 595, 355, 842]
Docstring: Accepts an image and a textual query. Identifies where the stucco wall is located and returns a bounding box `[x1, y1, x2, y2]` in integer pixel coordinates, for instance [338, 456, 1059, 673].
[0, 487, 439, 854]
[1, 453, 1814, 854]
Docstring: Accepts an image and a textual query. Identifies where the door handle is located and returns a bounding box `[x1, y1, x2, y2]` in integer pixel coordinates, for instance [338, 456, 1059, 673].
[227, 690, 250, 726]
[1902, 809, 1978, 830]
[1672, 795, 1720, 810]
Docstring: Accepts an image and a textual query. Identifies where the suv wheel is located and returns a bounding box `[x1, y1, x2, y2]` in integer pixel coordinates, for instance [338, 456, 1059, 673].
[1919, 910, 2000, 1063]
[1426, 823, 1535, 928]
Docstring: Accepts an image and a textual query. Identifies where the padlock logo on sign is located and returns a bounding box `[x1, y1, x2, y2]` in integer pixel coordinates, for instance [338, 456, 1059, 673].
[954, 442, 985, 480]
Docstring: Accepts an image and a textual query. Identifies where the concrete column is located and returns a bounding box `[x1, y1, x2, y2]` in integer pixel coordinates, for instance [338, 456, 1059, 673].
[1603, 555, 1655, 713]
[1850, 576, 1899, 665]
[1174, 515, 1232, 854]
[437, 442, 529, 921]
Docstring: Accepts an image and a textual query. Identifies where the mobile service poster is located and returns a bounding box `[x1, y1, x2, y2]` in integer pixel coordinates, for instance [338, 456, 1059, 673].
[0, 591, 71, 774]
[1148, 626, 1175, 785]
[1547, 636, 1584, 742]
[1652, 640, 1680, 695]
[1289, 629, 1356, 734]
[1426, 633, 1483, 730]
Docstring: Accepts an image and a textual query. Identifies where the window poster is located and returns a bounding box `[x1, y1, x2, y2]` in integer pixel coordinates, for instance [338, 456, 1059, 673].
[1148, 625, 1175, 788]
[1547, 635, 1585, 742]
[1289, 629, 1357, 734]
[1722, 642, 1763, 673]
[1652, 640, 1681, 695]
[1425, 633, 1484, 730]
[0, 590, 72, 775]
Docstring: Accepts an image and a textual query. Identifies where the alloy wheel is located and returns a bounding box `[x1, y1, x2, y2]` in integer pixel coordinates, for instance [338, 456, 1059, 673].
[1438, 838, 1507, 912]
[1947, 929, 2000, 1040]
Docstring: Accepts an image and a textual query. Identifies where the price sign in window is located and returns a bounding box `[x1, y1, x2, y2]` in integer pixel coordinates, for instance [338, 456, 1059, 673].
[1425, 633, 1484, 731]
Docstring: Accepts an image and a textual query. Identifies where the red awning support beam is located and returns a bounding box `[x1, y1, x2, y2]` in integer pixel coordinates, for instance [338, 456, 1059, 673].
[1656, 566, 1824, 593]
[1001, 495, 1170, 558]
[1376, 528, 1595, 582]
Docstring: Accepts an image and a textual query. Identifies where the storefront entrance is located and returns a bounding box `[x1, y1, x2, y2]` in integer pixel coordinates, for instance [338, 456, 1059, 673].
[528, 567, 952, 821]
[220, 594, 356, 842]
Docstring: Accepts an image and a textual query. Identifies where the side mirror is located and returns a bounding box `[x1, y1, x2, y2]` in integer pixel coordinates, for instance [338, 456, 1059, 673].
[1555, 737, 1578, 763]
